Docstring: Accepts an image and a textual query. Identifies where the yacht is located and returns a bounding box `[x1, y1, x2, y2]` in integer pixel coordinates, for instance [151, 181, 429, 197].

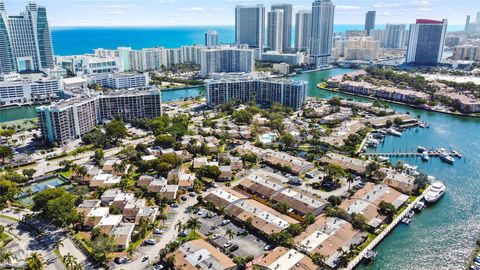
[421, 152, 429, 161]
[424, 181, 446, 203]
[440, 153, 455, 164]
[387, 128, 402, 137]
[378, 156, 390, 162]
[451, 150, 462, 158]
[417, 146, 427, 153]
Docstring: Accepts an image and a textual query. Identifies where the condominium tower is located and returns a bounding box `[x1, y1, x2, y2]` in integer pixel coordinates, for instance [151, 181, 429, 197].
[406, 19, 448, 65]
[365, 11, 376, 32]
[0, 1, 54, 73]
[309, 0, 335, 67]
[271, 4, 293, 52]
[205, 30, 219, 47]
[295, 11, 312, 52]
[206, 75, 307, 110]
[235, 5, 265, 58]
[267, 10, 284, 52]
[200, 48, 255, 78]
[385, 24, 407, 49]
[37, 89, 162, 145]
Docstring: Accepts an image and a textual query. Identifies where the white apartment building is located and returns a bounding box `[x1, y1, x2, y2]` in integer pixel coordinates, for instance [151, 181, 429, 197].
[0, 75, 62, 105]
[200, 48, 255, 78]
[88, 72, 150, 89]
[56, 55, 120, 76]
[267, 9, 284, 52]
[343, 37, 380, 61]
[310, 0, 335, 67]
[295, 10, 312, 52]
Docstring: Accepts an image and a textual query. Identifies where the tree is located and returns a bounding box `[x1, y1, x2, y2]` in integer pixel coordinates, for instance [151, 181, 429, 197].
[1, 171, 28, 183]
[196, 165, 221, 180]
[324, 164, 348, 183]
[0, 247, 13, 264]
[346, 175, 354, 191]
[350, 213, 368, 231]
[378, 201, 396, 218]
[280, 133, 295, 147]
[186, 217, 201, 235]
[0, 146, 13, 164]
[32, 188, 80, 227]
[112, 162, 126, 175]
[93, 148, 104, 165]
[175, 220, 184, 233]
[414, 173, 429, 190]
[26, 252, 43, 270]
[225, 228, 235, 241]
[75, 165, 89, 183]
[154, 134, 176, 148]
[59, 160, 73, 171]
[22, 168, 37, 179]
[90, 234, 115, 264]
[62, 253, 79, 270]
[393, 117, 404, 126]
[328, 97, 342, 106]
[0, 180, 20, 209]
[327, 195, 342, 206]
[163, 255, 176, 268]
[365, 161, 380, 176]
[105, 120, 127, 143]
[303, 213, 316, 226]
[232, 110, 253, 124]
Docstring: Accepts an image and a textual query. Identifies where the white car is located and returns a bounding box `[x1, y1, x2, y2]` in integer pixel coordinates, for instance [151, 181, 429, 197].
[210, 233, 221, 240]
[145, 239, 157, 245]
[223, 241, 232, 248]
[153, 228, 164, 234]
[197, 209, 206, 215]
[221, 219, 231, 226]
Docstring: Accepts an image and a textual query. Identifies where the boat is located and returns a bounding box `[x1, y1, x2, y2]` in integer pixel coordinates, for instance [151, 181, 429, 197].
[424, 181, 446, 203]
[440, 153, 455, 164]
[378, 156, 390, 162]
[387, 128, 402, 137]
[417, 146, 427, 153]
[401, 218, 412, 225]
[413, 201, 426, 211]
[405, 210, 415, 219]
[364, 250, 377, 261]
[421, 152, 429, 161]
[451, 150, 462, 158]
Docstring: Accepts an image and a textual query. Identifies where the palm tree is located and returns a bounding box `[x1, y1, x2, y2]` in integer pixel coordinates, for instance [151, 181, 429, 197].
[346, 175, 354, 191]
[164, 255, 176, 267]
[62, 253, 78, 270]
[175, 220, 183, 233]
[0, 247, 13, 264]
[75, 165, 88, 183]
[112, 162, 126, 175]
[186, 217, 201, 235]
[54, 240, 64, 250]
[26, 252, 43, 270]
[225, 228, 234, 241]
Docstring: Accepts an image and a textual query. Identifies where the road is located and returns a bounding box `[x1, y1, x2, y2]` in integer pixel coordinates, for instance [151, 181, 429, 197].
[114, 196, 197, 270]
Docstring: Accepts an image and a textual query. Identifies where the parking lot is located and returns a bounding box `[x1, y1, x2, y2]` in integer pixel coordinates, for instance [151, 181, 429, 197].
[196, 209, 269, 258]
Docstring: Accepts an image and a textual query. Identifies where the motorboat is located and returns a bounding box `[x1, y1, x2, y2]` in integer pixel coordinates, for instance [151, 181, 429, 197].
[424, 181, 446, 203]
[401, 218, 412, 225]
[413, 201, 426, 211]
[421, 152, 429, 161]
[451, 150, 462, 158]
[417, 146, 427, 153]
[364, 250, 377, 261]
[378, 156, 390, 162]
[387, 128, 402, 137]
[440, 153, 455, 164]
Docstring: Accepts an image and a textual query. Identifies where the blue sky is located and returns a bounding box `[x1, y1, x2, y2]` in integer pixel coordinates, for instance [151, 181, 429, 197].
[2, 0, 478, 26]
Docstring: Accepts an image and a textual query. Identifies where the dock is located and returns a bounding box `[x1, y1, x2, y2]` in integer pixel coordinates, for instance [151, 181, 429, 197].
[363, 152, 422, 157]
[343, 188, 429, 270]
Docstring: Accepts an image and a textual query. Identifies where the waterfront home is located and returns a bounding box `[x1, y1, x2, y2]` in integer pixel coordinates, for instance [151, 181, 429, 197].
[169, 239, 236, 270]
[340, 183, 409, 229]
[111, 223, 135, 251]
[320, 120, 365, 146]
[436, 91, 480, 113]
[294, 215, 367, 269]
[338, 81, 430, 104]
[366, 114, 417, 129]
[254, 247, 318, 270]
[319, 153, 369, 175]
[379, 168, 418, 194]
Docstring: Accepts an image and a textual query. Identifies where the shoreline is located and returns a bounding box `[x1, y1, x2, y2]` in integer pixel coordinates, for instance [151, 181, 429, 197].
[316, 83, 480, 118]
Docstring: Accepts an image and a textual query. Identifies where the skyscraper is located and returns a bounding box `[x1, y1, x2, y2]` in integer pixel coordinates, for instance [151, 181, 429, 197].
[267, 10, 284, 52]
[406, 19, 448, 65]
[205, 30, 219, 47]
[235, 5, 265, 58]
[309, 0, 335, 67]
[0, 1, 54, 73]
[365, 11, 376, 32]
[271, 4, 293, 52]
[385, 24, 407, 49]
[465, 15, 471, 32]
[295, 10, 312, 52]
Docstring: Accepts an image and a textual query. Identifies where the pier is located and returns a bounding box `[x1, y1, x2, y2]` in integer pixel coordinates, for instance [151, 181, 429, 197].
[363, 152, 422, 157]
[344, 188, 429, 270]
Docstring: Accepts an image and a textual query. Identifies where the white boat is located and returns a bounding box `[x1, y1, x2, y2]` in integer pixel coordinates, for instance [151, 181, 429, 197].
[440, 153, 455, 164]
[424, 181, 446, 203]
[378, 156, 390, 162]
[417, 146, 427, 153]
[421, 152, 429, 161]
[387, 128, 402, 137]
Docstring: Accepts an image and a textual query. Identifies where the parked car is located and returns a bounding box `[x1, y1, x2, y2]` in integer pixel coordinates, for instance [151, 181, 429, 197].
[197, 209, 206, 215]
[145, 239, 156, 245]
[223, 241, 232, 248]
[264, 244, 272, 251]
[114, 257, 128, 264]
[221, 219, 231, 226]
[206, 212, 217, 218]
[236, 229, 247, 236]
[189, 192, 196, 197]
[210, 233, 221, 240]
[181, 196, 187, 201]
[229, 244, 239, 252]
[178, 231, 187, 237]
[153, 228, 164, 234]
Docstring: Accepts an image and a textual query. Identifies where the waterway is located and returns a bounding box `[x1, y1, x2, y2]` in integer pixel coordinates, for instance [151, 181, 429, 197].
[1, 68, 479, 269]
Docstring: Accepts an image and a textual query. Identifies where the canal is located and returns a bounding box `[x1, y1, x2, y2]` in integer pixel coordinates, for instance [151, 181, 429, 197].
[0, 68, 479, 269]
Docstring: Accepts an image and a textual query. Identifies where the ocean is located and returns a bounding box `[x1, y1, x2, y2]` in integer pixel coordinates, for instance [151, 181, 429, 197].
[50, 24, 464, 56]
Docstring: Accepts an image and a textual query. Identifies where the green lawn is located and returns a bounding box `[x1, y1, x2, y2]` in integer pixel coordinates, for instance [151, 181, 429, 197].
[357, 232, 377, 252]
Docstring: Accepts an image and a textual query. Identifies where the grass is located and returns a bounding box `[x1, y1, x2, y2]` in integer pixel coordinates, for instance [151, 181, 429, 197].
[357, 232, 377, 252]
[68, 144, 94, 157]
[74, 231, 93, 253]
[178, 231, 202, 243]
[58, 169, 73, 179]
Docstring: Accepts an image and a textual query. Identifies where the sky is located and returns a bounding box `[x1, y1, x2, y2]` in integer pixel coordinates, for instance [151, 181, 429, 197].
[2, 0, 478, 27]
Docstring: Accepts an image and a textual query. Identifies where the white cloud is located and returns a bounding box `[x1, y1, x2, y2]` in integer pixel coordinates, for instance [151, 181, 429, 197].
[190, 7, 205, 12]
[373, 2, 403, 8]
[336, 5, 360, 11]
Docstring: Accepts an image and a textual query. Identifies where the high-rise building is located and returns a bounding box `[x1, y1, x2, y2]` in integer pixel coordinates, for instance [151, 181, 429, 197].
[365, 11, 376, 32]
[205, 30, 219, 47]
[267, 10, 284, 52]
[465, 15, 471, 32]
[295, 10, 312, 52]
[406, 19, 448, 65]
[36, 89, 162, 145]
[0, 1, 54, 73]
[271, 4, 293, 52]
[343, 37, 380, 61]
[477, 11, 480, 24]
[385, 24, 407, 49]
[206, 74, 307, 110]
[452, 45, 480, 61]
[235, 5, 265, 57]
[200, 48, 255, 78]
[0, 74, 62, 105]
[309, 0, 335, 67]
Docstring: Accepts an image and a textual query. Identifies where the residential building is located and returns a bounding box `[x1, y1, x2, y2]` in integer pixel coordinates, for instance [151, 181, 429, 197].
[235, 4, 265, 58]
[261, 51, 305, 65]
[338, 81, 430, 104]
[365, 11, 376, 32]
[406, 19, 448, 65]
[267, 9, 284, 52]
[295, 216, 367, 268]
[262, 151, 314, 175]
[319, 153, 370, 175]
[206, 75, 307, 110]
[0, 1, 54, 72]
[254, 247, 318, 270]
[56, 55, 120, 76]
[452, 45, 480, 61]
[0, 75, 62, 105]
[88, 72, 150, 89]
[309, 0, 335, 67]
[271, 4, 293, 52]
[170, 240, 236, 270]
[368, 29, 386, 47]
[111, 224, 135, 251]
[205, 30, 219, 47]
[379, 168, 418, 194]
[36, 89, 162, 144]
[200, 48, 255, 78]
[343, 37, 380, 61]
[465, 15, 471, 31]
[385, 24, 407, 49]
[295, 10, 312, 52]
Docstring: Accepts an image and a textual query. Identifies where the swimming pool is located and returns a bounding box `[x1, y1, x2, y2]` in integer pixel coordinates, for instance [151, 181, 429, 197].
[260, 133, 276, 144]
[18, 177, 70, 205]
